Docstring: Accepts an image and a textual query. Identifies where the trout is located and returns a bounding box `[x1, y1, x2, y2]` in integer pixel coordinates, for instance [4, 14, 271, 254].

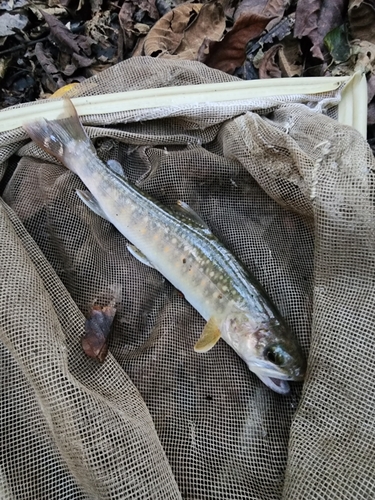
[23, 99, 306, 395]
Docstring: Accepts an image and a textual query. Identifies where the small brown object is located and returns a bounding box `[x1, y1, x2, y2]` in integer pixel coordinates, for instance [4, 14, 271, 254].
[82, 302, 116, 363]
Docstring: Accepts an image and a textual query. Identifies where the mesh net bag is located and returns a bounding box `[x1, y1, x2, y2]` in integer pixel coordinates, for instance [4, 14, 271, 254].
[0, 57, 374, 499]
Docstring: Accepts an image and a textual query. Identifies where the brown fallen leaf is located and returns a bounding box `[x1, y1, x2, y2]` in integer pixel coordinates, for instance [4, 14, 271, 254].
[348, 0, 375, 45]
[352, 40, 375, 73]
[234, 0, 290, 29]
[368, 67, 375, 126]
[34, 41, 66, 92]
[143, 3, 202, 57]
[47, 0, 71, 7]
[132, 36, 147, 57]
[278, 36, 303, 77]
[294, 0, 347, 60]
[202, 13, 273, 74]
[329, 39, 375, 77]
[258, 43, 282, 78]
[368, 74, 375, 103]
[85, 10, 115, 45]
[42, 11, 94, 58]
[119, 0, 160, 55]
[119, 2, 137, 54]
[82, 302, 117, 363]
[177, 2, 225, 60]
[368, 102, 375, 124]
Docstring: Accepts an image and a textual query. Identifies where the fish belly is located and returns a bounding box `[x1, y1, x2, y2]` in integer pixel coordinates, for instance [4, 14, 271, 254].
[75, 154, 231, 324]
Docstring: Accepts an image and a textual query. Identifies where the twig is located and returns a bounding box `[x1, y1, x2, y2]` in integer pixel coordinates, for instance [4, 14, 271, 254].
[0, 35, 50, 57]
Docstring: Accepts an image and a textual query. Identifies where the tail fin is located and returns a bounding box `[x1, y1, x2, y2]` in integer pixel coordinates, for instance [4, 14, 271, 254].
[23, 98, 93, 167]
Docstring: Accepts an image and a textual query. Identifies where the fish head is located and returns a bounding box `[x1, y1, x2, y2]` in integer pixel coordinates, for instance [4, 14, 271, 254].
[222, 312, 306, 395]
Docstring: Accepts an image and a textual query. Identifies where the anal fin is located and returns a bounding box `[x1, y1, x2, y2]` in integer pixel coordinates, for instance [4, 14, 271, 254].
[127, 244, 155, 268]
[194, 317, 221, 353]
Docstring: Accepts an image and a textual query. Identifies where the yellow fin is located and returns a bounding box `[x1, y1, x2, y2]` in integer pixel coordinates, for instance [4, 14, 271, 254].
[51, 83, 79, 98]
[194, 317, 221, 353]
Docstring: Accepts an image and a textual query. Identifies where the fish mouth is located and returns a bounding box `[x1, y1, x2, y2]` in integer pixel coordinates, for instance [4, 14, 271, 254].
[256, 373, 291, 395]
[249, 364, 298, 395]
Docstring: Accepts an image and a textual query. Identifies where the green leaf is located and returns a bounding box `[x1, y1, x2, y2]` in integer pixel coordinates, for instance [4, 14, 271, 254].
[324, 24, 351, 64]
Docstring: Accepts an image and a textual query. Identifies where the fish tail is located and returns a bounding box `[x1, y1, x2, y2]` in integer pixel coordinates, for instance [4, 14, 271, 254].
[23, 98, 93, 170]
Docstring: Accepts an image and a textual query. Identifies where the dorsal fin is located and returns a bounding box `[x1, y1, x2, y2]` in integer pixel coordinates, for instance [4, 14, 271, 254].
[175, 200, 210, 230]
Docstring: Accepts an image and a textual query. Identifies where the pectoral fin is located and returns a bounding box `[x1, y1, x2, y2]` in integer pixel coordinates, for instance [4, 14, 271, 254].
[194, 317, 221, 353]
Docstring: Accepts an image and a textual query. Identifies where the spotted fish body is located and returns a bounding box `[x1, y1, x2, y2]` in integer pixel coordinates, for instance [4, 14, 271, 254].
[23, 99, 306, 394]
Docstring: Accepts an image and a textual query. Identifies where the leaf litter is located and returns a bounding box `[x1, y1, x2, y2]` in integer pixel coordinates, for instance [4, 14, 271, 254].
[0, 0, 374, 143]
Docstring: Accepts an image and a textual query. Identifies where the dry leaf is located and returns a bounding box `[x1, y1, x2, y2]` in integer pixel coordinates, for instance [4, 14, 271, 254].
[349, 0, 375, 45]
[368, 74, 375, 124]
[353, 40, 375, 73]
[142, 2, 224, 59]
[367, 74, 375, 103]
[42, 11, 94, 58]
[202, 13, 272, 74]
[368, 102, 375, 124]
[132, 36, 147, 56]
[177, 2, 225, 60]
[82, 302, 117, 363]
[330, 40, 375, 76]
[294, 0, 348, 60]
[85, 10, 115, 45]
[258, 43, 282, 78]
[119, 2, 137, 53]
[278, 36, 303, 77]
[136, 0, 159, 20]
[134, 23, 150, 35]
[235, 0, 290, 29]
[34, 42, 66, 91]
[143, 3, 202, 57]
[119, 1, 158, 54]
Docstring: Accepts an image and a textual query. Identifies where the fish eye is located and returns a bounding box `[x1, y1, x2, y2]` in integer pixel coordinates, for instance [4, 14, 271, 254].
[264, 346, 284, 366]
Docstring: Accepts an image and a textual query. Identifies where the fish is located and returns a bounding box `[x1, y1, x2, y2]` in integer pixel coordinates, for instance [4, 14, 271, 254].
[23, 98, 306, 395]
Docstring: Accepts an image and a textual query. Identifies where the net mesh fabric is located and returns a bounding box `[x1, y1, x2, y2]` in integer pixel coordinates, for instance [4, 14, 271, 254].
[0, 57, 374, 499]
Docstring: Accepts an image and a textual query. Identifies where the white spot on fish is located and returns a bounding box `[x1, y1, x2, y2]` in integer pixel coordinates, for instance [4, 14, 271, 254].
[222, 286, 228, 292]
[171, 238, 177, 244]
[209, 271, 214, 278]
